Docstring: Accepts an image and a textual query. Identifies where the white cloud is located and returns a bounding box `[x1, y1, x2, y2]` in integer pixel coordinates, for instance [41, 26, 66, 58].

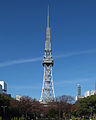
[0, 57, 42, 67]
[8, 85, 41, 90]
[0, 49, 96, 68]
[55, 49, 96, 59]
[55, 77, 96, 87]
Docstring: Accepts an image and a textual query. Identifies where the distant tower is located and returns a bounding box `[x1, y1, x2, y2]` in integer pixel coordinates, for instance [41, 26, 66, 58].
[77, 84, 81, 97]
[40, 6, 55, 103]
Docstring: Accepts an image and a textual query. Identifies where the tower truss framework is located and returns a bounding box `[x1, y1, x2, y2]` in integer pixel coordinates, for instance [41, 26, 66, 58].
[40, 7, 55, 103]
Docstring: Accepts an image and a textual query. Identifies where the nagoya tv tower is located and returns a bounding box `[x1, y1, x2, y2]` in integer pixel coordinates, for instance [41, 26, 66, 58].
[40, 6, 55, 103]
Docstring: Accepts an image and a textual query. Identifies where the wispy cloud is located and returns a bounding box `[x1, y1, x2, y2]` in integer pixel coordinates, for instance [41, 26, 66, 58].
[0, 49, 96, 68]
[55, 78, 87, 86]
[0, 57, 42, 67]
[8, 85, 41, 90]
[55, 49, 96, 59]
[55, 77, 96, 87]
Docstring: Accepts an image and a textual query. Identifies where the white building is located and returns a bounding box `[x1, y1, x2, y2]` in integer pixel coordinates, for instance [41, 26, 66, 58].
[84, 90, 95, 97]
[0, 85, 2, 94]
[0, 81, 7, 94]
[76, 90, 96, 101]
[75, 95, 84, 101]
[16, 95, 22, 101]
[75, 83, 96, 101]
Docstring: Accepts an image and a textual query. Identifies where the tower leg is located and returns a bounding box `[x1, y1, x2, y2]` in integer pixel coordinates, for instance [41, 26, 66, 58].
[40, 65, 55, 103]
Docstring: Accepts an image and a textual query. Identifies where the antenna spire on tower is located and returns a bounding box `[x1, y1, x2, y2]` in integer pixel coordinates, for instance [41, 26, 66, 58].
[47, 5, 49, 28]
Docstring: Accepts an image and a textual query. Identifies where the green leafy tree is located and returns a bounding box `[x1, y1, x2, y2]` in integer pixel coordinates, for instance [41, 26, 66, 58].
[19, 117, 23, 120]
[73, 94, 96, 117]
[78, 118, 80, 120]
[72, 116, 76, 120]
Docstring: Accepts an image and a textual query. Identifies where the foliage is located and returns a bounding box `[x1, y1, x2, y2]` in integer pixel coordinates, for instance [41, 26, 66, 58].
[56, 95, 75, 104]
[11, 117, 23, 120]
[72, 116, 76, 120]
[1, 94, 96, 119]
[0, 94, 74, 119]
[77, 95, 96, 117]
[1, 93, 96, 119]
[19, 117, 23, 120]
[0, 116, 2, 120]
[78, 118, 80, 120]
[2, 92, 96, 119]
[71, 94, 96, 118]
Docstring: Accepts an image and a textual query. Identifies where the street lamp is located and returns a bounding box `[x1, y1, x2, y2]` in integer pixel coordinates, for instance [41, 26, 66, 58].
[89, 106, 94, 120]
[1, 106, 7, 120]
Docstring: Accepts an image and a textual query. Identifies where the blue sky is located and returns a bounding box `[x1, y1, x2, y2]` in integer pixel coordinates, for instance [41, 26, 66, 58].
[0, 0, 96, 100]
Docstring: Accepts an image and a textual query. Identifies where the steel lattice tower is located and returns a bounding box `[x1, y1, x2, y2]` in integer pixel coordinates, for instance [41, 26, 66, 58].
[40, 7, 55, 103]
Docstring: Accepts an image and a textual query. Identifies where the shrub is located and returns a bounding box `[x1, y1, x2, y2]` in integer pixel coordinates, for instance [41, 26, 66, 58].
[0, 116, 2, 120]
[72, 116, 76, 120]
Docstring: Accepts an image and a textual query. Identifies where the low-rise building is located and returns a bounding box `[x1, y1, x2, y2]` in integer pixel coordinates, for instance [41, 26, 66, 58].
[0, 81, 7, 94]
[16, 95, 22, 101]
[75, 95, 84, 101]
[76, 83, 96, 101]
[84, 90, 95, 97]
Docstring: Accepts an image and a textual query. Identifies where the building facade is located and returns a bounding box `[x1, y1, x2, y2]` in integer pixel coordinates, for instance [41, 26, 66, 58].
[84, 90, 95, 97]
[0, 81, 7, 94]
[0, 84, 2, 94]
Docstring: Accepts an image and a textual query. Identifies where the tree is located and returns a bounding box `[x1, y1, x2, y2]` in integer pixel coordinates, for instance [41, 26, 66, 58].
[73, 94, 96, 117]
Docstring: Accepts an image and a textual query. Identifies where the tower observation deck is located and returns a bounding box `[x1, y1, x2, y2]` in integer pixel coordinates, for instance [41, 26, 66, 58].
[40, 6, 55, 103]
